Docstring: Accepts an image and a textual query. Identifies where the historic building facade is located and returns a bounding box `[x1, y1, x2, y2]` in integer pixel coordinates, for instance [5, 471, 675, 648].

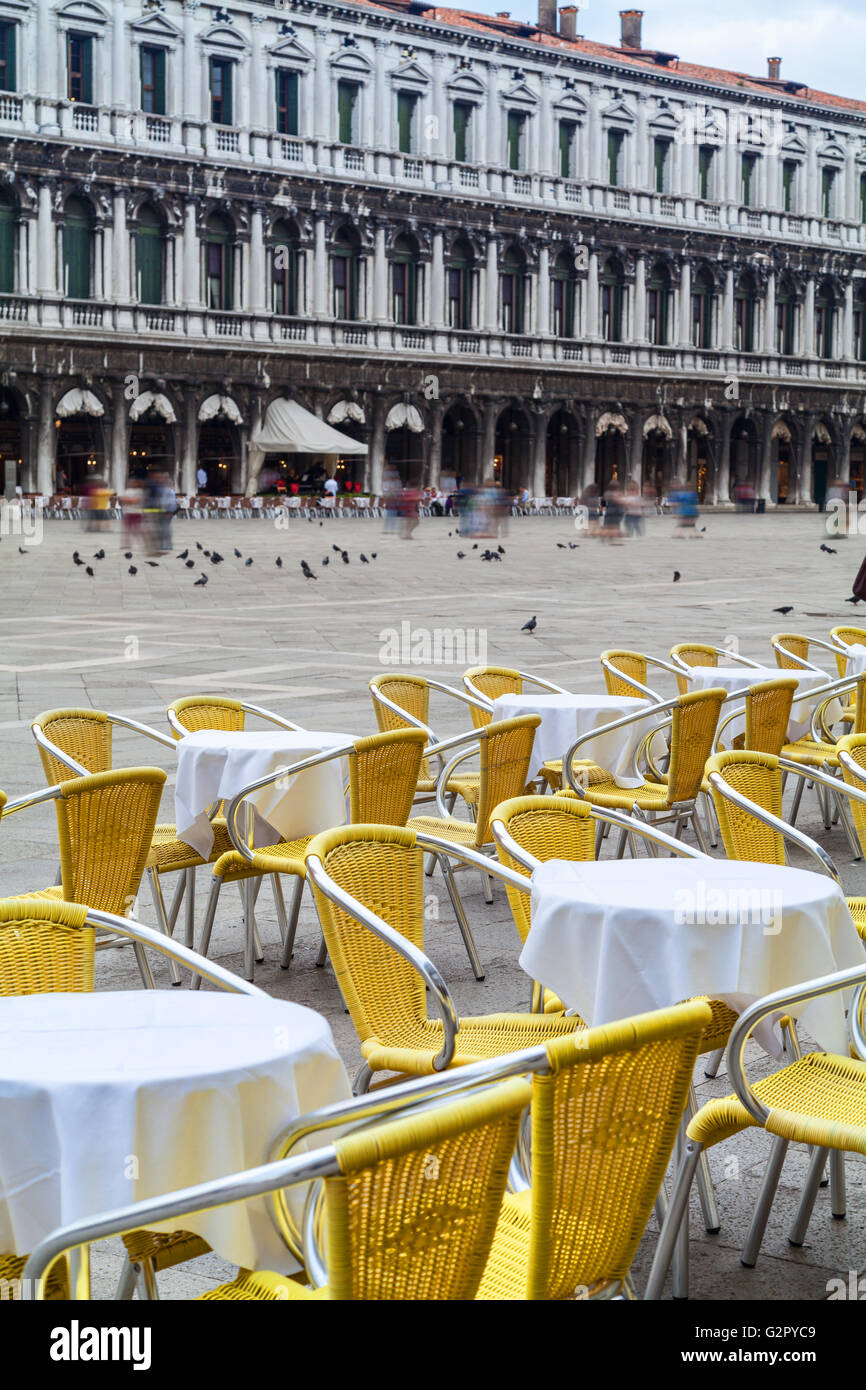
[1, 0, 866, 502]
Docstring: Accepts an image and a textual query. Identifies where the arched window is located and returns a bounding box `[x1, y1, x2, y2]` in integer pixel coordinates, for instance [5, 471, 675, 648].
[391, 233, 419, 326]
[500, 246, 527, 335]
[271, 218, 300, 317]
[815, 279, 837, 360]
[854, 284, 866, 363]
[735, 271, 758, 353]
[205, 212, 233, 311]
[63, 196, 93, 300]
[332, 227, 360, 320]
[135, 204, 164, 306]
[647, 261, 672, 346]
[550, 250, 577, 338]
[0, 189, 13, 294]
[776, 276, 798, 357]
[447, 238, 474, 330]
[601, 256, 624, 342]
[691, 266, 714, 350]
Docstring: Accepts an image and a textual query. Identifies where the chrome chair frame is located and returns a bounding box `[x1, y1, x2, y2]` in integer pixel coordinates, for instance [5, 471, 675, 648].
[600, 652, 683, 703]
[770, 633, 839, 675]
[668, 646, 765, 677]
[462, 668, 570, 708]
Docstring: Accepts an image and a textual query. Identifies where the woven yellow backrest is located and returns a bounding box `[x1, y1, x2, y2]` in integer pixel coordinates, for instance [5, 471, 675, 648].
[493, 795, 595, 943]
[600, 650, 647, 698]
[369, 676, 432, 779]
[854, 676, 866, 736]
[830, 627, 866, 679]
[306, 827, 427, 1044]
[33, 709, 112, 784]
[671, 644, 717, 668]
[327, 1077, 530, 1300]
[475, 715, 540, 847]
[0, 897, 93, 995]
[667, 688, 725, 803]
[745, 678, 797, 755]
[167, 697, 245, 736]
[349, 730, 426, 827]
[526, 1001, 710, 1298]
[464, 667, 522, 729]
[705, 750, 785, 864]
[838, 733, 866, 849]
[56, 768, 167, 914]
[770, 634, 809, 670]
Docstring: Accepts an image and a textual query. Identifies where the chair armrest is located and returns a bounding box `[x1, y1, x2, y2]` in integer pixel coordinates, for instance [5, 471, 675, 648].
[712, 648, 763, 669]
[426, 679, 491, 714]
[29, 727, 88, 777]
[225, 744, 355, 861]
[564, 698, 678, 794]
[516, 671, 569, 695]
[769, 641, 825, 674]
[305, 851, 459, 1074]
[490, 819, 539, 872]
[2, 783, 64, 815]
[84, 907, 267, 997]
[591, 805, 707, 858]
[240, 702, 305, 733]
[413, 833, 531, 893]
[708, 769, 842, 883]
[432, 744, 482, 817]
[369, 687, 436, 742]
[727, 965, 866, 1123]
[107, 713, 177, 750]
[599, 657, 664, 702]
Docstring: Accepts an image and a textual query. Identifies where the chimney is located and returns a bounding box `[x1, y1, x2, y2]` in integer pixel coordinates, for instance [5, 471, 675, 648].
[559, 5, 578, 39]
[619, 9, 643, 49]
[767, 56, 781, 80]
[538, 0, 556, 31]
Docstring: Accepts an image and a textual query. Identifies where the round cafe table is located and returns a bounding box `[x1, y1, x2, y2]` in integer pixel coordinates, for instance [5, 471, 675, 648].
[685, 665, 837, 742]
[0, 992, 350, 1274]
[522, 858, 863, 1057]
[175, 729, 353, 859]
[492, 692, 662, 789]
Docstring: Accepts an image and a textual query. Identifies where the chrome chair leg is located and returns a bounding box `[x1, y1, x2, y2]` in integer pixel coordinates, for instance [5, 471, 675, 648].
[353, 1061, 373, 1095]
[740, 1134, 789, 1268]
[788, 775, 806, 826]
[703, 1046, 724, 1079]
[183, 867, 196, 950]
[830, 1149, 847, 1218]
[138, 1260, 159, 1301]
[695, 1150, 720, 1234]
[271, 874, 289, 946]
[147, 868, 182, 986]
[788, 1145, 829, 1246]
[280, 876, 304, 969]
[165, 872, 186, 936]
[131, 940, 155, 990]
[242, 876, 256, 981]
[191, 876, 222, 990]
[439, 853, 485, 981]
[315, 931, 329, 968]
[114, 1260, 137, 1300]
[645, 1138, 703, 1300]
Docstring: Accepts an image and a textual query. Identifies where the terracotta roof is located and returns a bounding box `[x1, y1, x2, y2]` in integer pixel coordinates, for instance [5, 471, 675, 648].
[349, 0, 866, 117]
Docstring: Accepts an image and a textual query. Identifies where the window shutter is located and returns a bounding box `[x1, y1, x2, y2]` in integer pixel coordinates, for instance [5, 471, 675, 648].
[286, 71, 299, 135]
[154, 48, 166, 115]
[2, 22, 17, 92]
[81, 35, 93, 104]
[223, 63, 233, 126]
[338, 82, 353, 144]
[454, 102, 467, 162]
[136, 227, 163, 306]
[0, 197, 13, 293]
[397, 92, 414, 153]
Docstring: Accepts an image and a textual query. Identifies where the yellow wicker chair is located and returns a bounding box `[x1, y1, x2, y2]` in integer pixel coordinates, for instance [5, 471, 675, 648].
[711, 676, 798, 757]
[646, 965, 866, 1299]
[202, 1076, 532, 1301]
[305, 823, 583, 1093]
[706, 749, 866, 944]
[408, 714, 541, 978]
[0, 896, 217, 1302]
[669, 642, 763, 695]
[829, 626, 866, 677]
[770, 632, 837, 675]
[600, 649, 681, 700]
[568, 688, 726, 853]
[194, 728, 426, 982]
[462, 665, 566, 729]
[476, 1000, 711, 1299]
[368, 672, 486, 810]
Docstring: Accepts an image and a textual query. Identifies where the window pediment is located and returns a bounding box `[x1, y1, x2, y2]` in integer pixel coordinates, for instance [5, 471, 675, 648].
[447, 71, 485, 98]
[780, 134, 806, 157]
[269, 36, 313, 64]
[389, 59, 430, 87]
[201, 25, 249, 55]
[58, 0, 108, 26]
[129, 12, 181, 43]
[819, 141, 845, 163]
[502, 81, 537, 107]
[330, 49, 372, 76]
[553, 92, 586, 119]
[602, 97, 635, 124]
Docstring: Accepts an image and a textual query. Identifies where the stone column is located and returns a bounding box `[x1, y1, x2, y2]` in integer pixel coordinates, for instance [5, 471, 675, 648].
[585, 250, 599, 339]
[183, 199, 200, 306]
[758, 413, 775, 502]
[798, 416, 814, 504]
[588, 85, 603, 185]
[109, 389, 128, 495]
[430, 54, 446, 159]
[536, 245, 549, 337]
[112, 0, 128, 109]
[764, 271, 776, 355]
[249, 204, 266, 313]
[36, 182, 55, 295]
[486, 66, 500, 170]
[113, 190, 129, 301]
[373, 40, 388, 150]
[313, 215, 327, 316]
[427, 399, 444, 488]
[182, 0, 200, 120]
[634, 94, 648, 188]
[182, 389, 198, 497]
[672, 419, 688, 485]
[481, 400, 498, 484]
[678, 259, 691, 346]
[373, 224, 387, 322]
[628, 412, 643, 487]
[717, 412, 734, 505]
[844, 279, 855, 360]
[315, 27, 331, 144]
[806, 125, 819, 220]
[580, 407, 598, 492]
[37, 378, 55, 495]
[249, 15, 267, 133]
[838, 416, 853, 485]
[369, 394, 386, 495]
[803, 278, 816, 356]
[485, 237, 498, 332]
[537, 75, 552, 176]
[633, 254, 647, 343]
[721, 266, 735, 350]
[531, 409, 548, 496]
[430, 230, 445, 328]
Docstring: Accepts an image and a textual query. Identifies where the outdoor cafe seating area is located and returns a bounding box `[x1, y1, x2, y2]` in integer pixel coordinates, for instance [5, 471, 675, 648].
[5, 626, 866, 1301]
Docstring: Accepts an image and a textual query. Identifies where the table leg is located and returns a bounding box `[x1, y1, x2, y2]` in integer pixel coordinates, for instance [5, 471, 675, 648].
[68, 1244, 91, 1300]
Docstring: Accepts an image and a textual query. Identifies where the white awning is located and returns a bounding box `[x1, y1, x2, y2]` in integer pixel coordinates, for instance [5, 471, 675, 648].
[199, 394, 243, 425]
[56, 388, 104, 418]
[250, 397, 367, 455]
[687, 417, 709, 436]
[385, 403, 424, 433]
[642, 413, 672, 439]
[328, 400, 366, 426]
[771, 420, 792, 442]
[852, 424, 866, 442]
[130, 390, 177, 424]
[813, 423, 832, 444]
[596, 411, 628, 437]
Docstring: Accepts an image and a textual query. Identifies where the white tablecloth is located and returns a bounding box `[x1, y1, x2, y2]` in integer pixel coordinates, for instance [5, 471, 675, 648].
[0, 991, 350, 1272]
[175, 729, 352, 858]
[523, 859, 863, 1057]
[841, 643, 866, 677]
[686, 665, 834, 742]
[492, 692, 660, 789]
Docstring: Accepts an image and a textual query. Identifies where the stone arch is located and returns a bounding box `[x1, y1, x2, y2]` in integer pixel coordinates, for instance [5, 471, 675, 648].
[495, 403, 531, 492]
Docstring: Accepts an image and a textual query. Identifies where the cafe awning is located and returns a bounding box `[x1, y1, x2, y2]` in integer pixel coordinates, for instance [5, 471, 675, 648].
[250, 397, 367, 455]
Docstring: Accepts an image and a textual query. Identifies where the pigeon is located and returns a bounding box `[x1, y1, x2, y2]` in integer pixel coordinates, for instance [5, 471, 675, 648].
[146, 561, 159, 568]
[332, 545, 342, 553]
[194, 573, 208, 586]
[457, 551, 466, 559]
[245, 557, 254, 567]
[821, 544, 837, 555]
[557, 543, 567, 549]
[196, 542, 203, 551]
[847, 596, 861, 605]
[472, 544, 478, 550]
[124, 552, 133, 560]
[568, 542, 579, 550]
[301, 561, 317, 580]
[319, 521, 323, 527]
[177, 549, 189, 560]
[700, 527, 707, 533]
[85, 566, 94, 577]
[521, 616, 537, 634]
[360, 554, 369, 564]
[342, 552, 350, 564]
[448, 531, 452, 537]
[185, 560, 195, 569]
[498, 546, 505, 554]
[673, 571, 681, 583]
[128, 566, 137, 575]
[93, 549, 105, 560]
[275, 557, 283, 568]
[204, 550, 211, 559]
[18, 546, 28, 554]
[322, 557, 329, 566]
[773, 606, 794, 616]
[72, 554, 84, 566]
[234, 548, 242, 559]
[211, 552, 224, 564]
[371, 553, 377, 559]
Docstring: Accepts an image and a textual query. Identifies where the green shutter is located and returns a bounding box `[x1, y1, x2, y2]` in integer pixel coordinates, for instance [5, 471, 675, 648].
[338, 82, 354, 144]
[507, 112, 522, 171]
[608, 131, 620, 185]
[64, 219, 91, 300]
[559, 121, 570, 178]
[699, 147, 710, 200]
[1, 22, 16, 93]
[397, 92, 414, 153]
[223, 62, 232, 126]
[153, 48, 166, 115]
[453, 102, 468, 162]
[0, 196, 13, 293]
[654, 139, 667, 193]
[276, 70, 299, 136]
[81, 35, 93, 104]
[136, 225, 162, 306]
